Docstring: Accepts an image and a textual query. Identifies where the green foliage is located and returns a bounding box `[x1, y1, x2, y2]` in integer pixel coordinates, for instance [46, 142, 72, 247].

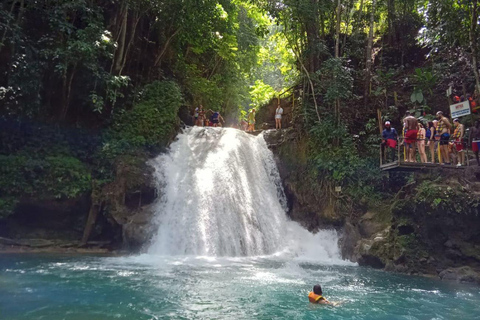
[108, 81, 183, 149]
[0, 154, 91, 217]
[410, 88, 424, 104]
[249, 80, 276, 108]
[307, 116, 384, 206]
[316, 58, 353, 104]
[414, 180, 480, 216]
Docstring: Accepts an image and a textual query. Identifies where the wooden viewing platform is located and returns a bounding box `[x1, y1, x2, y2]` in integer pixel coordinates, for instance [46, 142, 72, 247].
[380, 161, 468, 172]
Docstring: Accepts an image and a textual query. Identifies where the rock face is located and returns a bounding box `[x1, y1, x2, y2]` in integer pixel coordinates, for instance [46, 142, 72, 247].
[439, 266, 480, 284]
[341, 167, 480, 282]
[0, 154, 159, 252]
[264, 128, 480, 284]
[92, 156, 158, 250]
[256, 97, 294, 130]
[263, 129, 344, 230]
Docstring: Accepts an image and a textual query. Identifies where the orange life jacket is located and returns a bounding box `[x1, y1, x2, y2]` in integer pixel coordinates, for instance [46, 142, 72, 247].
[470, 97, 478, 112]
[308, 291, 325, 303]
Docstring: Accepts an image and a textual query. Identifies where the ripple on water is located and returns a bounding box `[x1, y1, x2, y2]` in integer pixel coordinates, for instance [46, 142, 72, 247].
[1, 255, 480, 320]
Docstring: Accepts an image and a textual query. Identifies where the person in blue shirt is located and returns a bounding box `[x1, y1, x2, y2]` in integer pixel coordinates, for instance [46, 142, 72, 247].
[382, 121, 398, 162]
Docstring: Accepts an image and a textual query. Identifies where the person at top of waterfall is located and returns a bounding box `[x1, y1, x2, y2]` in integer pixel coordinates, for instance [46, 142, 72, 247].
[195, 105, 206, 127]
[403, 111, 418, 162]
[275, 103, 283, 129]
[469, 120, 480, 166]
[436, 111, 452, 165]
[308, 284, 331, 305]
[209, 110, 224, 127]
[382, 121, 397, 162]
[247, 108, 256, 132]
[452, 119, 465, 166]
[241, 119, 248, 131]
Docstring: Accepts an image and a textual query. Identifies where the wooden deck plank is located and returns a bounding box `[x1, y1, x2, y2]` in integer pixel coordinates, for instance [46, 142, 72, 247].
[380, 161, 467, 172]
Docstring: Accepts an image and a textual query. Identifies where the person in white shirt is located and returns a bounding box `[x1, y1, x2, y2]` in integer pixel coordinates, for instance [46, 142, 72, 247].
[275, 104, 283, 129]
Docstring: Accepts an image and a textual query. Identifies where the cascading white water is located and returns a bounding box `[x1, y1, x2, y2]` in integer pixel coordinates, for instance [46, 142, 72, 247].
[148, 127, 344, 261]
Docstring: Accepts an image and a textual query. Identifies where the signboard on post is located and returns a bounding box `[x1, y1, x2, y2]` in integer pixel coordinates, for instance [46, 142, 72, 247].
[450, 101, 471, 118]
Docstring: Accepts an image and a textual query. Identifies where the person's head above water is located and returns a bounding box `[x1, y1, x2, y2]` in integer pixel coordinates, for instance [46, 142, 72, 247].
[313, 284, 323, 295]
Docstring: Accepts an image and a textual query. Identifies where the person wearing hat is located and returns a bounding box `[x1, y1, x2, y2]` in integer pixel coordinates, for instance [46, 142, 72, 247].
[452, 118, 465, 166]
[382, 121, 398, 162]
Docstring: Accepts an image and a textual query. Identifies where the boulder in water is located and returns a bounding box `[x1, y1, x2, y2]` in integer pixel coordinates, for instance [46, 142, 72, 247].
[439, 266, 480, 284]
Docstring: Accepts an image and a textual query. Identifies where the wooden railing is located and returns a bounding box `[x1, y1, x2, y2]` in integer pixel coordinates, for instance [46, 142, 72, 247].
[380, 137, 472, 169]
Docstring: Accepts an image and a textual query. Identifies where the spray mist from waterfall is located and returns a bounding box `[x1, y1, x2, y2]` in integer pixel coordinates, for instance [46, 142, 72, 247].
[148, 127, 345, 263]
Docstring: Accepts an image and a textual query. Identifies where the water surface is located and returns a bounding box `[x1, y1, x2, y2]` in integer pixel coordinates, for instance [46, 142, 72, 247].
[1, 254, 479, 320]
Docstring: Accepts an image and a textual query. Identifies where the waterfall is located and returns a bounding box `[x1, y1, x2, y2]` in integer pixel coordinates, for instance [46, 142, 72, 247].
[148, 127, 344, 261]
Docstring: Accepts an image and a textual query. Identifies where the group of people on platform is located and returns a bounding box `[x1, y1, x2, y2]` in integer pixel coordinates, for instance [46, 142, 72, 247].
[382, 111, 480, 166]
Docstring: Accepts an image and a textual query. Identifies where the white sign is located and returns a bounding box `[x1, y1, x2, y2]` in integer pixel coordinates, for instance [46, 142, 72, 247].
[450, 101, 471, 118]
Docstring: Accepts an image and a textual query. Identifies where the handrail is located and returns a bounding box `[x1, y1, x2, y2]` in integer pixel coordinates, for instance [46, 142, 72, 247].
[380, 136, 471, 167]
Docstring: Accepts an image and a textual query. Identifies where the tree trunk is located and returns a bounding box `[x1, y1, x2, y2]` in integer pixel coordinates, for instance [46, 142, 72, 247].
[386, 0, 395, 45]
[81, 202, 102, 245]
[335, 0, 341, 58]
[342, 0, 354, 56]
[305, 0, 321, 73]
[0, 0, 18, 50]
[470, 1, 480, 95]
[364, 0, 376, 106]
[356, 0, 364, 32]
[119, 11, 141, 75]
[335, 0, 342, 129]
[154, 28, 181, 67]
[111, 3, 128, 75]
[61, 64, 77, 121]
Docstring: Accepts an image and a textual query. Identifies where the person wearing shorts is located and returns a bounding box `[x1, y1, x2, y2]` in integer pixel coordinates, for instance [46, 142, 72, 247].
[275, 104, 283, 129]
[382, 121, 398, 162]
[436, 111, 452, 164]
[403, 111, 418, 162]
[452, 119, 465, 166]
[470, 120, 480, 166]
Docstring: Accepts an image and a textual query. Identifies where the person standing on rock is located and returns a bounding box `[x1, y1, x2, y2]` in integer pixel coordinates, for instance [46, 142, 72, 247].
[403, 111, 418, 162]
[470, 120, 480, 166]
[195, 105, 205, 127]
[436, 111, 452, 165]
[247, 108, 256, 132]
[275, 103, 283, 129]
[210, 110, 224, 127]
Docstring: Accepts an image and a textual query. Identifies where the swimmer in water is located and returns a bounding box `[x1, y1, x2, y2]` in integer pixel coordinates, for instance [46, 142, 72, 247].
[308, 284, 331, 305]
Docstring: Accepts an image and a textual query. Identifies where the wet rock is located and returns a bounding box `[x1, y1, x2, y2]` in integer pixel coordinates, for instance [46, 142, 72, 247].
[439, 266, 480, 284]
[339, 221, 361, 262]
[122, 210, 156, 250]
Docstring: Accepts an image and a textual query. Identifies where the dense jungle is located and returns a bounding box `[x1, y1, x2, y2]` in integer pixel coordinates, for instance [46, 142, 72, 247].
[1, 0, 480, 283]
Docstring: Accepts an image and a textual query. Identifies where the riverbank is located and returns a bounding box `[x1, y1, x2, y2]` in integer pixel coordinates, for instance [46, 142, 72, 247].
[0, 237, 118, 254]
